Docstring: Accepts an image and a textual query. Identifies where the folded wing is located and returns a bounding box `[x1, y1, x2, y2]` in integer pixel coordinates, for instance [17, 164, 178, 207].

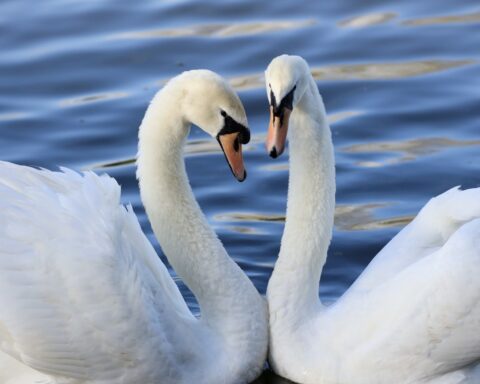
[0, 162, 194, 382]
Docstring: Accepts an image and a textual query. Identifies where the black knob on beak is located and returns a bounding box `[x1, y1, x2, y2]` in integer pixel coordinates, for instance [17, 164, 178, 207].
[269, 147, 278, 159]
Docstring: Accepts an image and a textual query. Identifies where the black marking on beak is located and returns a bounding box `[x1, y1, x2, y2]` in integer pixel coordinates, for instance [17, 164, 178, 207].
[269, 147, 278, 159]
[217, 112, 250, 144]
[241, 169, 247, 182]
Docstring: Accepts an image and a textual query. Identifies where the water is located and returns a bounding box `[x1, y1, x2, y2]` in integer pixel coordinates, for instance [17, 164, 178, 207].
[1, 0, 479, 382]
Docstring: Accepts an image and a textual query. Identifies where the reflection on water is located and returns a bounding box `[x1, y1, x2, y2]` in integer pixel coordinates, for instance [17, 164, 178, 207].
[339, 12, 397, 28]
[90, 142, 231, 170]
[91, 136, 262, 170]
[215, 203, 412, 232]
[339, 10, 480, 29]
[228, 60, 473, 90]
[60, 92, 129, 107]
[336, 203, 414, 230]
[91, 110, 359, 170]
[310, 60, 473, 81]
[227, 225, 264, 235]
[328, 110, 363, 125]
[403, 11, 480, 26]
[0, 112, 29, 122]
[110, 19, 316, 40]
[343, 137, 480, 167]
[215, 212, 285, 223]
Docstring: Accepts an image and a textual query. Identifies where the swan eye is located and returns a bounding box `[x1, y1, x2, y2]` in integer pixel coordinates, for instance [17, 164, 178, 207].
[220, 110, 227, 117]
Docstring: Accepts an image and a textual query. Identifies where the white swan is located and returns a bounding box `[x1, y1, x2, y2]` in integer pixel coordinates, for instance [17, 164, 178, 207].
[264, 55, 480, 384]
[0, 70, 268, 384]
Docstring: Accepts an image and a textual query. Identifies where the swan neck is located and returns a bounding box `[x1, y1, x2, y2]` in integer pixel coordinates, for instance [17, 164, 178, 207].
[268, 76, 335, 318]
[136, 87, 263, 332]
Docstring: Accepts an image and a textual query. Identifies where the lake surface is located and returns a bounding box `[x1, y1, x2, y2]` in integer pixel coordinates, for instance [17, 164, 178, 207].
[1, 0, 479, 382]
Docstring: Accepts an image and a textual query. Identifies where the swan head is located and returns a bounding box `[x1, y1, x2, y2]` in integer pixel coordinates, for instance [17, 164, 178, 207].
[177, 70, 250, 182]
[264, 55, 310, 158]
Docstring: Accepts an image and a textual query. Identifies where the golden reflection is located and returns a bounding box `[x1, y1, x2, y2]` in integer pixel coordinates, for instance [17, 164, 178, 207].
[310, 60, 473, 81]
[215, 212, 285, 223]
[215, 204, 412, 231]
[110, 19, 316, 40]
[343, 137, 480, 167]
[335, 204, 413, 231]
[90, 135, 263, 170]
[226, 226, 263, 235]
[228, 60, 473, 91]
[403, 11, 480, 26]
[339, 12, 397, 28]
[60, 92, 128, 107]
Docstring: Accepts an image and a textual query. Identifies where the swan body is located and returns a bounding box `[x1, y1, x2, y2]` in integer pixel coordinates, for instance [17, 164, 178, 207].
[265, 55, 480, 384]
[0, 70, 268, 384]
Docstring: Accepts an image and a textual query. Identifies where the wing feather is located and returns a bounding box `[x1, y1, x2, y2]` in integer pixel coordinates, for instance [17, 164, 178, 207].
[350, 187, 480, 293]
[0, 161, 194, 382]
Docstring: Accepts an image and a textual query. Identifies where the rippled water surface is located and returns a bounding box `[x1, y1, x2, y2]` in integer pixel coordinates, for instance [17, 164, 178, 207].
[1, 0, 479, 382]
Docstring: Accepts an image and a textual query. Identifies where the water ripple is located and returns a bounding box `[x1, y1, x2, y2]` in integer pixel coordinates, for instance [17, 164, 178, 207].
[343, 137, 480, 167]
[228, 60, 473, 90]
[339, 12, 397, 28]
[90, 110, 360, 170]
[403, 11, 480, 26]
[109, 19, 316, 40]
[60, 92, 129, 107]
[215, 203, 412, 231]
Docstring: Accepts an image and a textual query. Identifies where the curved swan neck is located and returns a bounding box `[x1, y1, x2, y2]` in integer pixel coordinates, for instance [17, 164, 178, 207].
[267, 75, 335, 318]
[136, 82, 262, 332]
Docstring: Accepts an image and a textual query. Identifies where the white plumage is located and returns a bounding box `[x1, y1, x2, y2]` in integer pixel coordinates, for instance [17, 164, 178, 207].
[0, 70, 268, 384]
[265, 55, 480, 384]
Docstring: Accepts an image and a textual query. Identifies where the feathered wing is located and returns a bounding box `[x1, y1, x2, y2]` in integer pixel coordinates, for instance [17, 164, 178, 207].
[329, 188, 480, 380]
[0, 161, 196, 382]
[349, 187, 480, 293]
[335, 201, 480, 380]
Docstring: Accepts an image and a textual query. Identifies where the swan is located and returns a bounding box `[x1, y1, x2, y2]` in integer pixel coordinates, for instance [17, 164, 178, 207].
[0, 70, 268, 384]
[264, 54, 480, 384]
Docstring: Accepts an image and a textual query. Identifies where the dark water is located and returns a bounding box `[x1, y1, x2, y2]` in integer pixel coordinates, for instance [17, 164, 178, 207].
[1, 0, 479, 382]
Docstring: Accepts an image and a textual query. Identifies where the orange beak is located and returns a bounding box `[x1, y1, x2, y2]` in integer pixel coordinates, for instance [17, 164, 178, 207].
[217, 132, 247, 182]
[266, 106, 291, 158]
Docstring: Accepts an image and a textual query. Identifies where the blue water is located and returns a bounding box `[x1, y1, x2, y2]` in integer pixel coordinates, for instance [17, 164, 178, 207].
[1, 0, 479, 382]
